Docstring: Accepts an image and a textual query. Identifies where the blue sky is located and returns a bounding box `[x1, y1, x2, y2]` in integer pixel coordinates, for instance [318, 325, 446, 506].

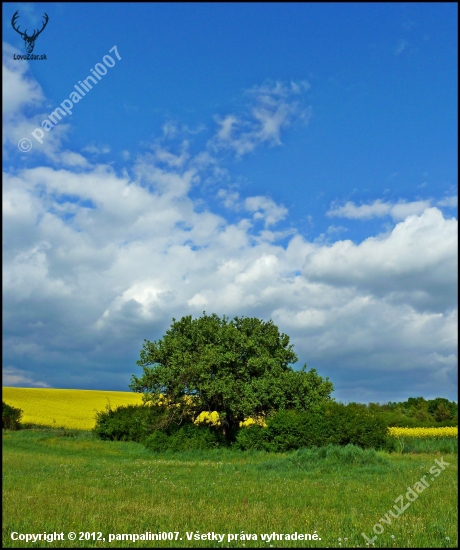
[3, 2, 457, 403]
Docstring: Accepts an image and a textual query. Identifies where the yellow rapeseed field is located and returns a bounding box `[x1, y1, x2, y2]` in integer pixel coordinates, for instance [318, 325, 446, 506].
[5, 387, 457, 436]
[3, 388, 263, 430]
[2, 387, 143, 430]
[388, 426, 458, 438]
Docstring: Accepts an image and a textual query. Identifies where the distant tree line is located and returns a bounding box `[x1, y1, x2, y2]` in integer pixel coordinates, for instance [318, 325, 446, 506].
[357, 397, 457, 427]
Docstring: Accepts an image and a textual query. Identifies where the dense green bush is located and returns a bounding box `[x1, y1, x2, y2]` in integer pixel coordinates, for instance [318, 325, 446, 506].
[2, 401, 23, 430]
[235, 402, 388, 451]
[93, 404, 168, 442]
[144, 423, 227, 452]
[94, 404, 226, 452]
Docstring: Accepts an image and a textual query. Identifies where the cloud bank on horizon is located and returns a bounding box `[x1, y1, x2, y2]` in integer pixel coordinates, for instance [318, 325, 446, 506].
[2, 3, 457, 403]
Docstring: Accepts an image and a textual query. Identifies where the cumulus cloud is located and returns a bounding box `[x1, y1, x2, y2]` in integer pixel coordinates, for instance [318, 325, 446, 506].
[161, 121, 206, 140]
[327, 198, 434, 221]
[2, 366, 51, 388]
[2, 43, 88, 164]
[244, 196, 288, 227]
[217, 188, 241, 209]
[304, 208, 457, 311]
[437, 195, 458, 208]
[216, 190, 289, 228]
[2, 43, 44, 114]
[209, 79, 311, 157]
[2, 51, 457, 401]
[82, 145, 111, 155]
[4, 157, 457, 398]
[149, 141, 191, 168]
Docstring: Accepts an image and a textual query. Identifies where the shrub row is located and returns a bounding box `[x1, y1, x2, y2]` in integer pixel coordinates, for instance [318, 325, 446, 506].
[235, 403, 388, 452]
[93, 401, 389, 452]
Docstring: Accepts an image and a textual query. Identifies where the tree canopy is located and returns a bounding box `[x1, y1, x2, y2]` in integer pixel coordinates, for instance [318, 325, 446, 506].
[130, 312, 334, 436]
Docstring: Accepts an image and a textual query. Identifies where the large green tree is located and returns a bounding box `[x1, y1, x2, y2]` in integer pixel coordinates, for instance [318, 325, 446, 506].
[130, 312, 334, 437]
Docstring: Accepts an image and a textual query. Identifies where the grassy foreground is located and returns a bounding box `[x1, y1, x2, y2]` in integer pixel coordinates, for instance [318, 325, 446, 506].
[2, 428, 457, 548]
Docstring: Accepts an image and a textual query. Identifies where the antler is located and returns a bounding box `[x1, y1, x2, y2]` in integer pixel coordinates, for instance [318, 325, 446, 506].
[11, 10, 26, 38]
[11, 11, 49, 40]
[29, 12, 49, 41]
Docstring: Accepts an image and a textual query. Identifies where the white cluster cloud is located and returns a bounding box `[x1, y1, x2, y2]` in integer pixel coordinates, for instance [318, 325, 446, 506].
[217, 189, 288, 228]
[437, 195, 458, 208]
[209, 79, 312, 157]
[305, 208, 457, 311]
[3, 366, 51, 388]
[327, 197, 458, 221]
[2, 45, 457, 401]
[2, 43, 89, 166]
[2, 43, 44, 115]
[244, 196, 289, 228]
[82, 145, 111, 155]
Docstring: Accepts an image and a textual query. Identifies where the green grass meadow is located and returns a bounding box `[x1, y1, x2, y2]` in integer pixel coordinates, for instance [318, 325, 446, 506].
[2, 428, 458, 548]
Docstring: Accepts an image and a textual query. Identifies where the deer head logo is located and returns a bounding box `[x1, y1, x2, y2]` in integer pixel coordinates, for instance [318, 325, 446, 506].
[11, 11, 49, 54]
